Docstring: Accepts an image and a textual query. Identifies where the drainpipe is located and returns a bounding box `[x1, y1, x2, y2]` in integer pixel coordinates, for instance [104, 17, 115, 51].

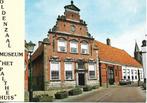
[98, 58, 102, 86]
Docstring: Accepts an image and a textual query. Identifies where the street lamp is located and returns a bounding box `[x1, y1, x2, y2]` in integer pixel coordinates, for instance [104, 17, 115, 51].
[26, 41, 36, 102]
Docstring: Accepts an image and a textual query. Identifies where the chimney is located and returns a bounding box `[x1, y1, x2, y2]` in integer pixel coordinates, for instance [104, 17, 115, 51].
[106, 38, 111, 46]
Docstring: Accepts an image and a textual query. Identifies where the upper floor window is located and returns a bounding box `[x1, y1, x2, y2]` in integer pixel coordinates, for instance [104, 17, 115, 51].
[131, 69, 133, 74]
[127, 69, 130, 74]
[81, 41, 89, 54]
[58, 38, 67, 52]
[70, 40, 78, 53]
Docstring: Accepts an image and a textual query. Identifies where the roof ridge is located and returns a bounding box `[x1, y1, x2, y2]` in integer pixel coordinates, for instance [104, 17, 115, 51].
[95, 40, 124, 51]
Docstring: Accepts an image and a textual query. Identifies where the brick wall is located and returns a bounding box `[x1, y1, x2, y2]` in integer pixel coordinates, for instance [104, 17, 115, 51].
[100, 63, 122, 85]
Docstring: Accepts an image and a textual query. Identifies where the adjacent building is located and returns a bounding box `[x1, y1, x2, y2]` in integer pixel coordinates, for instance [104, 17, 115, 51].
[95, 39, 143, 86]
[31, 1, 143, 90]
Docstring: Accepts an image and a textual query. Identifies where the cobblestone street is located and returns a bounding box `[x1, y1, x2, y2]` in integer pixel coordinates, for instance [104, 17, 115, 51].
[56, 85, 146, 102]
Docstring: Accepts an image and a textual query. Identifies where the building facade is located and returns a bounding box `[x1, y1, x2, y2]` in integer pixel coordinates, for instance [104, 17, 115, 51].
[32, 1, 99, 90]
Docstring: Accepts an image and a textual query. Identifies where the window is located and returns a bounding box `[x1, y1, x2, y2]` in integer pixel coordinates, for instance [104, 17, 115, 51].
[88, 63, 96, 79]
[58, 39, 67, 52]
[65, 62, 73, 80]
[81, 41, 89, 54]
[128, 76, 130, 80]
[135, 70, 137, 74]
[70, 40, 78, 53]
[135, 76, 137, 79]
[124, 76, 126, 79]
[123, 69, 126, 74]
[127, 69, 130, 74]
[131, 70, 133, 74]
[132, 76, 134, 80]
[50, 61, 60, 80]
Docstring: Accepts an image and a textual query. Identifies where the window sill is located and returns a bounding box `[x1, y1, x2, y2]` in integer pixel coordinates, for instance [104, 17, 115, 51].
[50, 80, 61, 82]
[57, 51, 67, 53]
[81, 53, 89, 55]
[65, 79, 75, 81]
[70, 52, 78, 54]
[88, 78, 97, 80]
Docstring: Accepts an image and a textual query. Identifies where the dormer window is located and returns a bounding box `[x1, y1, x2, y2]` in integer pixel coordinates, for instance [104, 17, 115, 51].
[70, 40, 78, 53]
[81, 41, 89, 54]
[58, 38, 67, 52]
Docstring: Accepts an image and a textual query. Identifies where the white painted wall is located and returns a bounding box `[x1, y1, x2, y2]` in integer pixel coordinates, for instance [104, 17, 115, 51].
[142, 46, 146, 79]
[122, 66, 143, 82]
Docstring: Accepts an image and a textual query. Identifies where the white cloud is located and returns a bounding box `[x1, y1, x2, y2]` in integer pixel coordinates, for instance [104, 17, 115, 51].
[111, 23, 146, 56]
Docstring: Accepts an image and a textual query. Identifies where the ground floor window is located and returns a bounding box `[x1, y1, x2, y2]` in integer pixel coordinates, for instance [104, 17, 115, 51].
[124, 76, 126, 79]
[50, 61, 60, 80]
[51, 71, 59, 80]
[132, 76, 134, 80]
[128, 76, 130, 80]
[135, 76, 137, 80]
[65, 62, 73, 80]
[88, 63, 96, 79]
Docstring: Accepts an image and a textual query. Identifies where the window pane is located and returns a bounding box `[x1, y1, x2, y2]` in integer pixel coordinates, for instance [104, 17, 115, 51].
[89, 64, 95, 71]
[58, 39, 67, 52]
[89, 71, 95, 79]
[51, 71, 59, 80]
[81, 49, 88, 54]
[59, 46, 66, 52]
[81, 42, 88, 54]
[50, 62, 59, 71]
[71, 48, 77, 53]
[65, 62, 72, 71]
[66, 71, 73, 80]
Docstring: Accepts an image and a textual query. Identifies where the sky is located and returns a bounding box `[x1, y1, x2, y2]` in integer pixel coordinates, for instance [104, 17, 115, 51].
[25, 0, 146, 56]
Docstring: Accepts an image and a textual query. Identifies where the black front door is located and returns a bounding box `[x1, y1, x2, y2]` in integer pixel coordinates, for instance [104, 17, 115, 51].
[78, 73, 85, 86]
[108, 68, 115, 85]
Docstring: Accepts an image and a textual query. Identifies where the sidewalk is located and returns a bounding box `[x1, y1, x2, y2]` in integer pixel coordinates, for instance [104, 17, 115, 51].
[54, 87, 104, 102]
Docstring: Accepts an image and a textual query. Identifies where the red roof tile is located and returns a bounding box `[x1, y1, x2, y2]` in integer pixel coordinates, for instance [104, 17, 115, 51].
[95, 41, 142, 67]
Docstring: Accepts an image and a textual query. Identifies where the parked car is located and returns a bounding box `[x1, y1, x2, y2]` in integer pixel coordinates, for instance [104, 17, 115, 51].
[119, 79, 131, 85]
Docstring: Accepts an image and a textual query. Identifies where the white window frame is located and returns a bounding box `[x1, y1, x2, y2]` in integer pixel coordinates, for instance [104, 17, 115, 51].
[81, 41, 89, 54]
[50, 61, 60, 80]
[64, 62, 74, 80]
[70, 40, 78, 53]
[58, 39, 67, 52]
[88, 63, 96, 79]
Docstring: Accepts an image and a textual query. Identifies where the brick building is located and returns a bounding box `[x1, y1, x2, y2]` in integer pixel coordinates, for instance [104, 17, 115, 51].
[31, 1, 143, 90]
[32, 1, 99, 90]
